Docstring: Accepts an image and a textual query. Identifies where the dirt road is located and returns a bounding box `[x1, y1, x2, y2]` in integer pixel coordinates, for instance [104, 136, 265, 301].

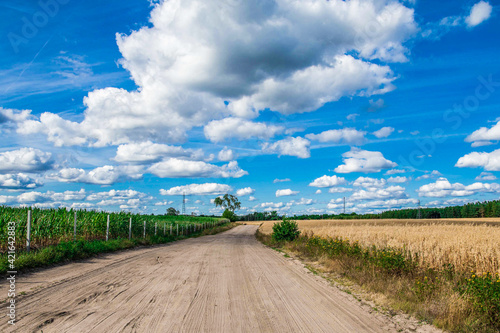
[1, 225, 400, 332]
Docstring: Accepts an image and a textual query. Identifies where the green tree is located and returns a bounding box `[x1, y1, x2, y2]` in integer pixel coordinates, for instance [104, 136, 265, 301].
[166, 207, 179, 216]
[213, 194, 241, 212]
[222, 209, 237, 222]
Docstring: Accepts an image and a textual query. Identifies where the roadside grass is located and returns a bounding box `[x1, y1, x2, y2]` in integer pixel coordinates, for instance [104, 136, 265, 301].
[1, 222, 235, 275]
[256, 229, 500, 333]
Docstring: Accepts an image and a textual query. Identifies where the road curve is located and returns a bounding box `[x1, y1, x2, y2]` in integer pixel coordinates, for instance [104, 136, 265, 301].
[1, 225, 395, 333]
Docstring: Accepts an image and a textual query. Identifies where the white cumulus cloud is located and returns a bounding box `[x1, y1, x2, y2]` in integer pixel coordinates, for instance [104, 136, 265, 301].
[204, 118, 284, 143]
[276, 189, 299, 197]
[291, 198, 314, 206]
[476, 172, 497, 181]
[218, 147, 236, 162]
[335, 148, 397, 173]
[148, 159, 247, 178]
[306, 128, 366, 145]
[262, 137, 310, 159]
[465, 120, 500, 147]
[417, 178, 500, 197]
[372, 126, 395, 138]
[385, 169, 406, 175]
[328, 187, 353, 193]
[456, 149, 500, 171]
[160, 183, 232, 196]
[49, 165, 143, 185]
[236, 187, 255, 196]
[387, 176, 408, 183]
[0, 148, 53, 174]
[351, 185, 407, 201]
[466, 1, 493, 27]
[114, 141, 204, 164]
[0, 108, 31, 133]
[0, 174, 43, 189]
[309, 175, 347, 188]
[353, 177, 387, 188]
[17, 0, 416, 147]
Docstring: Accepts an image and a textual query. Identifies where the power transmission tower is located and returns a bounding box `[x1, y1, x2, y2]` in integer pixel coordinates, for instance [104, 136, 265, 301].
[417, 200, 422, 219]
[182, 192, 186, 215]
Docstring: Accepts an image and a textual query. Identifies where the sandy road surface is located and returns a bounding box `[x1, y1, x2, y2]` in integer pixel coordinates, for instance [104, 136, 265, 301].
[1, 225, 398, 333]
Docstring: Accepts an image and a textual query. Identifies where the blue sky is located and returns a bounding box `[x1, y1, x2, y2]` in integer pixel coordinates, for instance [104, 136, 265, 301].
[0, 0, 499, 216]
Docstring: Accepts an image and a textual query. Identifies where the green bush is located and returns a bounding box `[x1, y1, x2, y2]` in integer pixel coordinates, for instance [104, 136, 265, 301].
[272, 219, 300, 242]
[222, 209, 237, 222]
[459, 272, 500, 328]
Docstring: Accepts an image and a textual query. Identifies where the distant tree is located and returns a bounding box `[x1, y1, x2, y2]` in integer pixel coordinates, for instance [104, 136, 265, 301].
[213, 194, 241, 212]
[166, 207, 179, 216]
[479, 205, 485, 218]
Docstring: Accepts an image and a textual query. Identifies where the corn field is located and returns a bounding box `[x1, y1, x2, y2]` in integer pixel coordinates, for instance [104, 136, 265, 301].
[0, 206, 224, 252]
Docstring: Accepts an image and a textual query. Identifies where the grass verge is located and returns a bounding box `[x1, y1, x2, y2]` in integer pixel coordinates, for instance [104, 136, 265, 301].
[256, 229, 500, 333]
[1, 223, 235, 275]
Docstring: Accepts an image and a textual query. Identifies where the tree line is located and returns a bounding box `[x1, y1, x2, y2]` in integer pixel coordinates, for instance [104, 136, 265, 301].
[239, 200, 500, 221]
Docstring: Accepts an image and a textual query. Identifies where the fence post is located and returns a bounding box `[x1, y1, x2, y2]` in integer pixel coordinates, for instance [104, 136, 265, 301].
[155, 222, 157, 236]
[74, 211, 77, 241]
[177, 224, 179, 236]
[170, 224, 172, 236]
[129, 218, 132, 240]
[143, 221, 146, 238]
[27, 210, 32, 253]
[106, 215, 110, 241]
[163, 223, 166, 236]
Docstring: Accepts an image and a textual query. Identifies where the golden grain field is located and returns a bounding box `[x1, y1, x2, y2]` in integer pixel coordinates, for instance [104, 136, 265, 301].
[257, 219, 500, 274]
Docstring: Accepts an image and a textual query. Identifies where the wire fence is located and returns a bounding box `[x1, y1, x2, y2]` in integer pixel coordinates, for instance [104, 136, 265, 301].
[0, 207, 226, 252]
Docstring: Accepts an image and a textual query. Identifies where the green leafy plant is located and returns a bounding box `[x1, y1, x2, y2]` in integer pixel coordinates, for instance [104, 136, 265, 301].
[459, 272, 500, 327]
[272, 219, 300, 242]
